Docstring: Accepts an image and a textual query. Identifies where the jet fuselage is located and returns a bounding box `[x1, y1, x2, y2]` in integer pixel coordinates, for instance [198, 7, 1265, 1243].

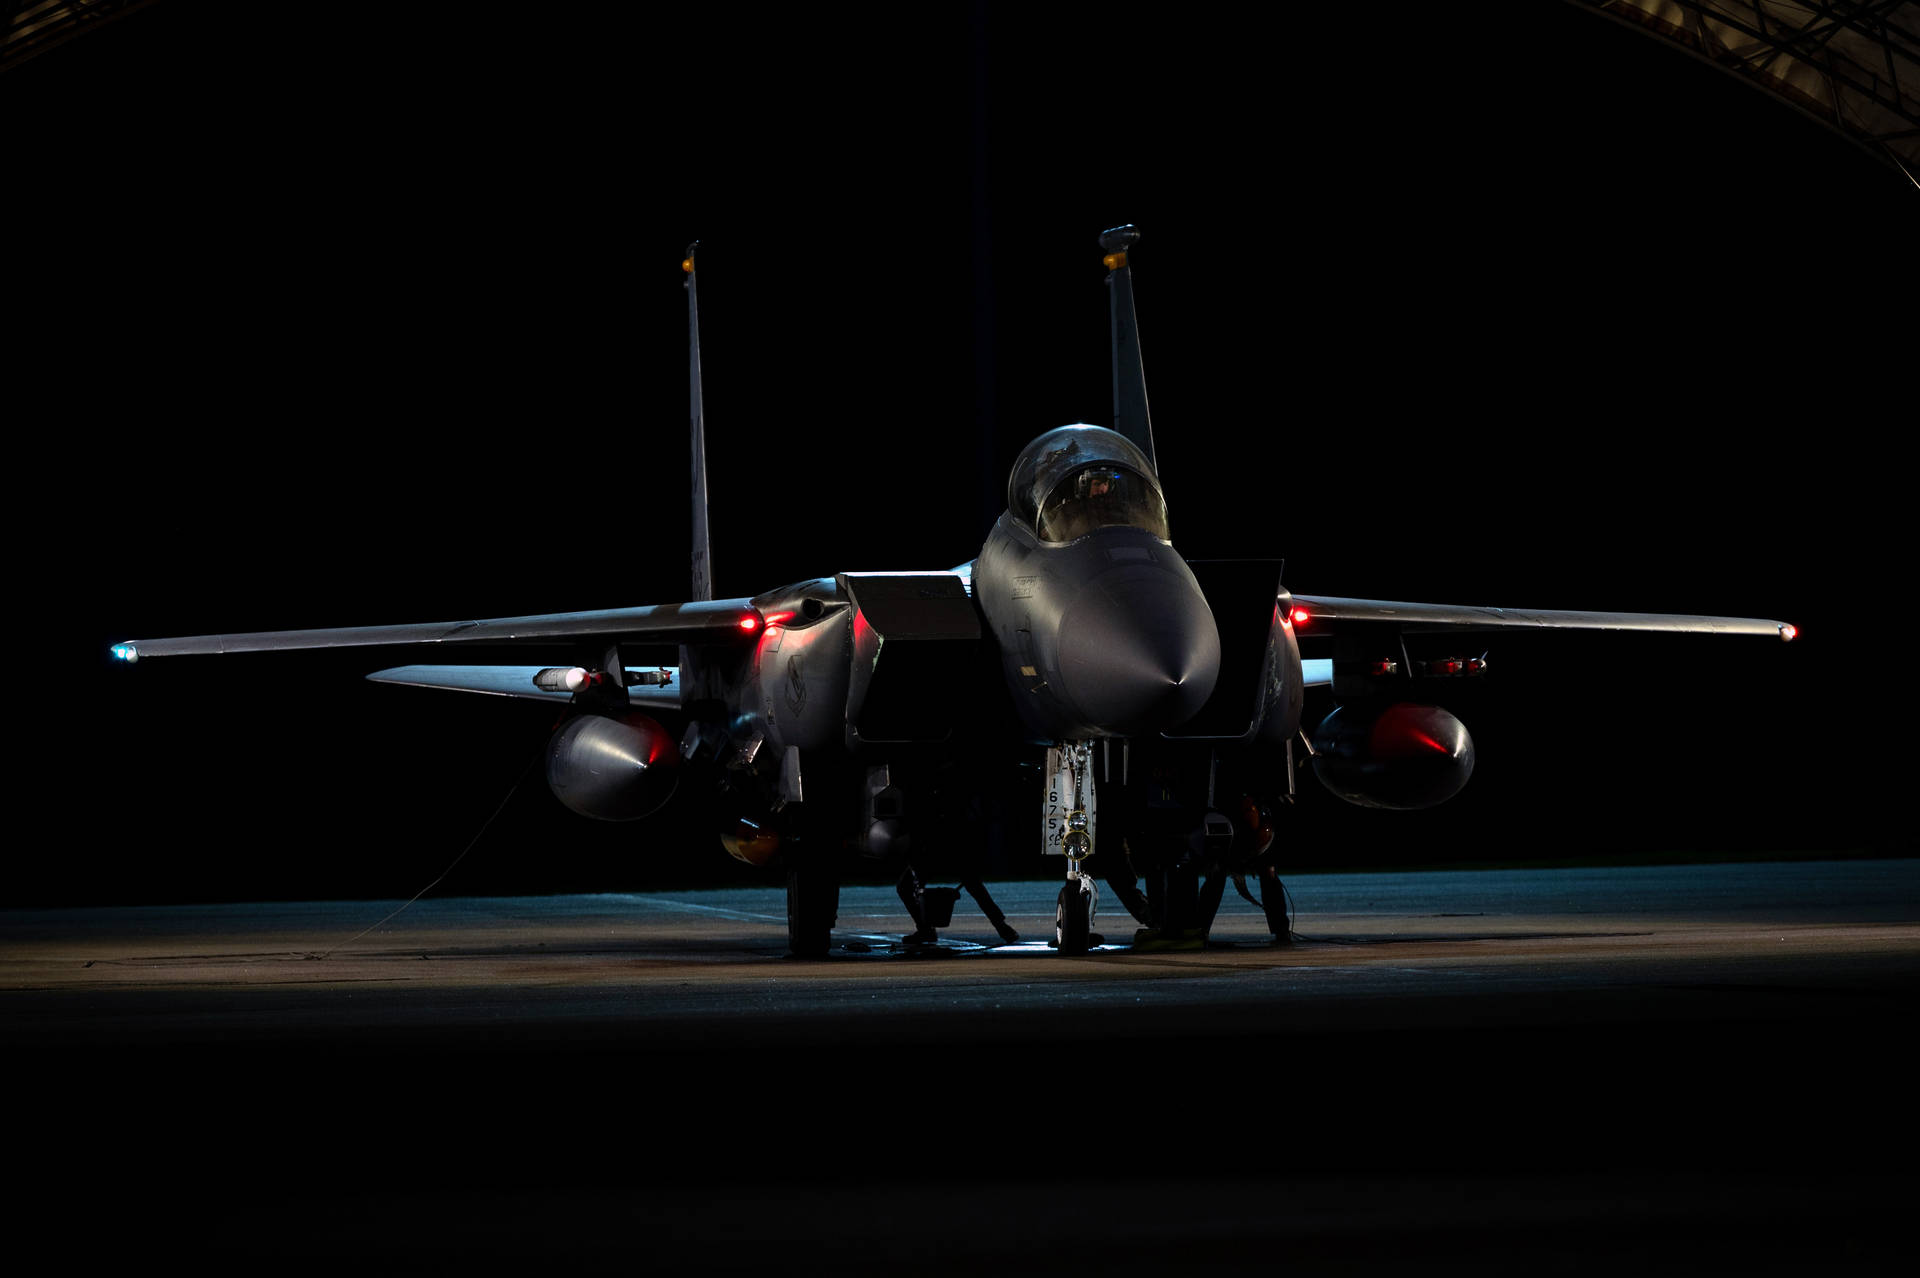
[973, 514, 1218, 741]
[707, 424, 1303, 767]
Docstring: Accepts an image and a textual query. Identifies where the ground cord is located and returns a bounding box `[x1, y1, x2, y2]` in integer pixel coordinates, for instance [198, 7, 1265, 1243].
[307, 752, 539, 960]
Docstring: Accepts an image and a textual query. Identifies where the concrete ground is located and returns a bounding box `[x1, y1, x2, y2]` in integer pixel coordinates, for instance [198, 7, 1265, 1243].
[8, 859, 1915, 1270]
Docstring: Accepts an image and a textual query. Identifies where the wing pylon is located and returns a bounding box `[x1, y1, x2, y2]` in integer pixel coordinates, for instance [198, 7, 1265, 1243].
[366, 665, 682, 707]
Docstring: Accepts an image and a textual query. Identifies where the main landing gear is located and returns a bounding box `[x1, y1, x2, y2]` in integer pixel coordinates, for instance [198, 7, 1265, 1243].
[785, 852, 839, 959]
[783, 767, 840, 959]
[1046, 742, 1102, 955]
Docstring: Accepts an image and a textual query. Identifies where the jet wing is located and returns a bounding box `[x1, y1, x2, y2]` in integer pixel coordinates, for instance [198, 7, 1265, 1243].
[109, 598, 766, 661]
[1288, 595, 1796, 640]
[365, 665, 682, 709]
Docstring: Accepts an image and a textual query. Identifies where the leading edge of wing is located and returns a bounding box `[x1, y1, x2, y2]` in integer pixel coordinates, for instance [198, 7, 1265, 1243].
[1289, 595, 1796, 639]
[111, 598, 765, 660]
[366, 665, 683, 708]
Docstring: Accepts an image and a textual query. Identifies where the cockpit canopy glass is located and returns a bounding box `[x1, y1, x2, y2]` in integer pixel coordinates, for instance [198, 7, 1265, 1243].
[1007, 424, 1169, 543]
[1037, 463, 1169, 543]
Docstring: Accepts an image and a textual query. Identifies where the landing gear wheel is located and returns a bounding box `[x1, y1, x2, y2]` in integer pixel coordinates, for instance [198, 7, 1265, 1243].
[785, 859, 839, 959]
[1056, 879, 1093, 955]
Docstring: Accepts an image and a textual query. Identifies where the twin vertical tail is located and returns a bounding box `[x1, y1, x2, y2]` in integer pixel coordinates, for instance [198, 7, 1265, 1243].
[1100, 224, 1157, 477]
[684, 242, 713, 602]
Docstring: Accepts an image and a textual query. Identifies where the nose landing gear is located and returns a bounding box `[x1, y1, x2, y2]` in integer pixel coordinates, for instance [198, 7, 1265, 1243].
[1045, 742, 1103, 954]
[1056, 875, 1098, 953]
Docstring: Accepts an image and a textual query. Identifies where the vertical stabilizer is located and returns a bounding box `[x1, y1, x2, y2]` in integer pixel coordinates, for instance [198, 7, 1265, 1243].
[1100, 224, 1157, 475]
[685, 242, 713, 601]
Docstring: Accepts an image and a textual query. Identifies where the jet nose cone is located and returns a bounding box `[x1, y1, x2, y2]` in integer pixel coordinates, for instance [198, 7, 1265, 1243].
[1057, 567, 1221, 734]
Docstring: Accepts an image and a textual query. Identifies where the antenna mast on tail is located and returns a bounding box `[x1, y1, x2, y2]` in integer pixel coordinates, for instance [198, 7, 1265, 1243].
[685, 242, 713, 602]
[1101, 224, 1156, 475]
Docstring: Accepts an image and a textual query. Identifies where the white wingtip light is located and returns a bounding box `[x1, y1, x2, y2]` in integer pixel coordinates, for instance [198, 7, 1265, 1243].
[1780, 624, 1798, 642]
[109, 642, 139, 663]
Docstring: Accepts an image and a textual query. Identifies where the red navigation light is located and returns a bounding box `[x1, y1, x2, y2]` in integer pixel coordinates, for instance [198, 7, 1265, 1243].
[738, 615, 760, 632]
[1780, 624, 1798, 642]
[1289, 606, 1311, 626]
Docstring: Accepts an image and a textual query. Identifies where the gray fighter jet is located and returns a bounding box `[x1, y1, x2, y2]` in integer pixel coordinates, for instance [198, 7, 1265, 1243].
[110, 227, 1796, 956]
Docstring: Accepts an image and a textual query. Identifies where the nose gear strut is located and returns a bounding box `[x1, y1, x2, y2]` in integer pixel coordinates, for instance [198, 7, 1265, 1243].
[1045, 742, 1102, 954]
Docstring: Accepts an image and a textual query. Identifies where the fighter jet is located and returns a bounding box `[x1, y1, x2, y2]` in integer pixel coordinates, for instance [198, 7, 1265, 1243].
[110, 226, 1797, 956]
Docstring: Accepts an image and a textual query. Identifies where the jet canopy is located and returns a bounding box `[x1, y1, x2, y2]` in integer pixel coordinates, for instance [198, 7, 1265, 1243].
[1008, 424, 1169, 544]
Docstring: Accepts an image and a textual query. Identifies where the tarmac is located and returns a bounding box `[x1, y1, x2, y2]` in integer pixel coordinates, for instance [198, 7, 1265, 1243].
[8, 859, 1916, 1270]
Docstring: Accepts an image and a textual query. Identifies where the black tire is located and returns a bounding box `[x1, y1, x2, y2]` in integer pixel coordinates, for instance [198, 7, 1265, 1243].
[786, 858, 839, 959]
[1056, 880, 1091, 955]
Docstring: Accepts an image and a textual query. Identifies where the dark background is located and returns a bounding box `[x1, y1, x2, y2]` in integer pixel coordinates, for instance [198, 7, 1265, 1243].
[10, 1, 1907, 905]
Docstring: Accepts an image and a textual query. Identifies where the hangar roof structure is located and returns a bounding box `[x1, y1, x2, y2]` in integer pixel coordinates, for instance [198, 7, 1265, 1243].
[5, 0, 1916, 183]
[1567, 0, 1918, 180]
[3, 1, 159, 71]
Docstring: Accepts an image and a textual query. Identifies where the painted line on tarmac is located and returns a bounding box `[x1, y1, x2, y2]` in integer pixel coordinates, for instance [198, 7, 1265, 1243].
[628, 897, 789, 924]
